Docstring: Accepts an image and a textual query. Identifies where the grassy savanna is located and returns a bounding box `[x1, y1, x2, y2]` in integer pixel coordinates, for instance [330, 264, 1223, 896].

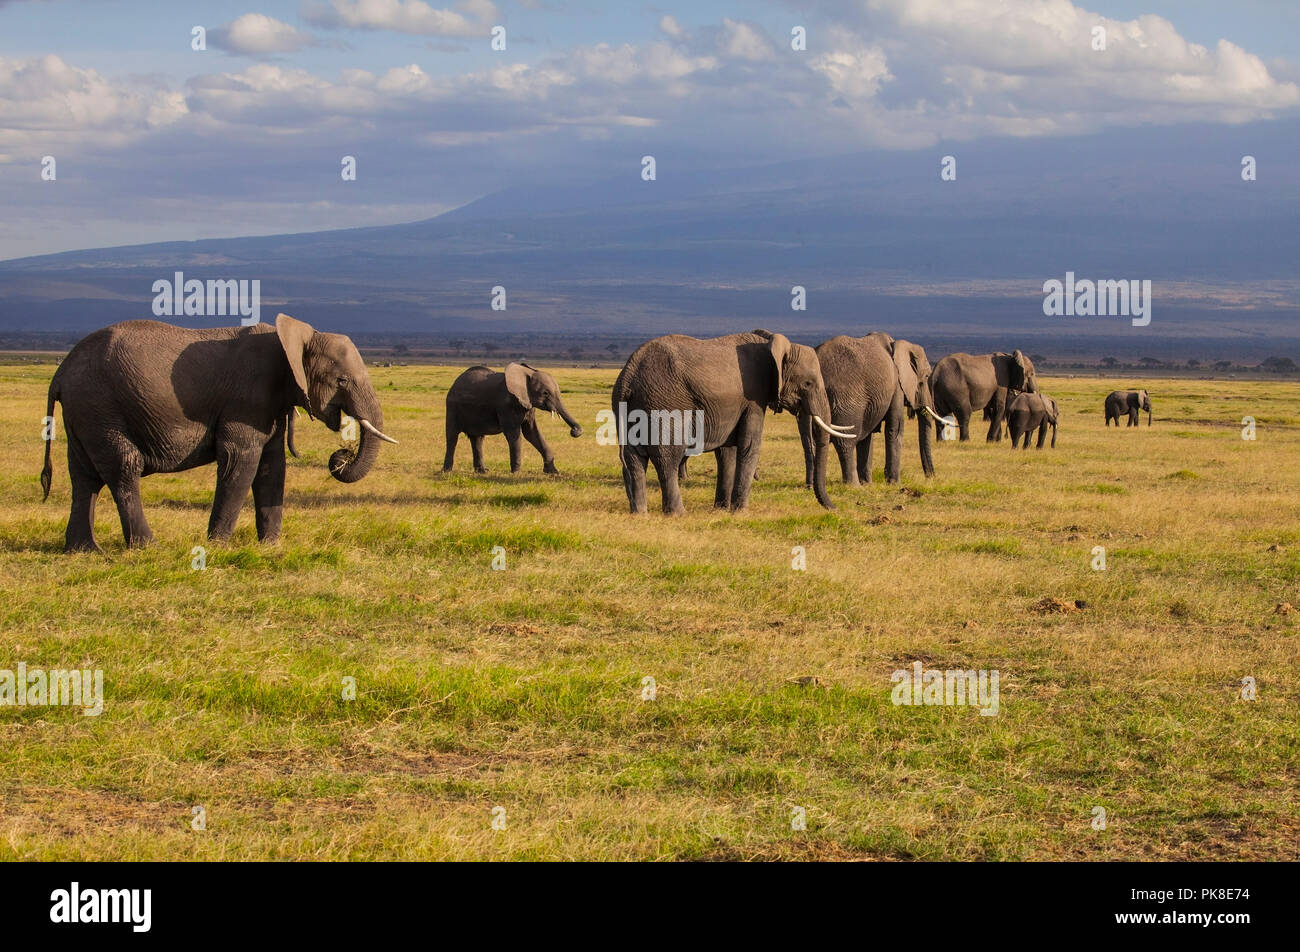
[1, 360, 1298, 861]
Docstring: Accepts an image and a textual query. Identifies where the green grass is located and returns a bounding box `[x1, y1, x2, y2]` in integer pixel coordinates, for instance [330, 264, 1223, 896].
[1, 365, 1298, 860]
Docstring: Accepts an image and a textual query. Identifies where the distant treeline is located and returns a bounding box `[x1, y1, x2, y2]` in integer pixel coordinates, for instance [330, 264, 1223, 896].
[3, 333, 1298, 378]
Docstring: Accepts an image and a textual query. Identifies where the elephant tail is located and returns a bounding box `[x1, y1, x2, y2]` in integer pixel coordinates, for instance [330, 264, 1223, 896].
[40, 380, 57, 501]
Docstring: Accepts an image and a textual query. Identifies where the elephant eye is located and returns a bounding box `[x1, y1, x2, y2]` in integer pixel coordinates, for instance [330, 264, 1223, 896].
[337, 375, 349, 387]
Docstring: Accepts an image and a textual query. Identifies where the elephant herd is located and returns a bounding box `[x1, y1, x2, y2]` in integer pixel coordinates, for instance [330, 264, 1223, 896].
[38, 316, 1153, 551]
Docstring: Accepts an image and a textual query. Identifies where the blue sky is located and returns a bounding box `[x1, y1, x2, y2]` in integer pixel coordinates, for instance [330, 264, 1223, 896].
[1, 0, 1297, 259]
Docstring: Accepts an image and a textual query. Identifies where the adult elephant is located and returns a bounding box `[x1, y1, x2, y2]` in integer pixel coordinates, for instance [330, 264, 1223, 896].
[611, 329, 854, 514]
[443, 363, 582, 474]
[1105, 389, 1151, 427]
[1006, 391, 1059, 449]
[797, 333, 937, 486]
[41, 314, 396, 553]
[931, 350, 1038, 441]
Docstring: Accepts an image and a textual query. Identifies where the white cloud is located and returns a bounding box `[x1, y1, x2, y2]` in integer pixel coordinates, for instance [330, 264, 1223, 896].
[301, 0, 497, 37]
[0, 55, 186, 158]
[211, 14, 322, 55]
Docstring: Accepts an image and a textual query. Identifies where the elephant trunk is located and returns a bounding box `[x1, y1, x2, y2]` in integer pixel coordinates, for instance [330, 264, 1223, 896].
[812, 431, 833, 510]
[917, 381, 936, 477]
[807, 391, 835, 510]
[330, 393, 385, 484]
[1147, 406, 1152, 427]
[554, 396, 583, 438]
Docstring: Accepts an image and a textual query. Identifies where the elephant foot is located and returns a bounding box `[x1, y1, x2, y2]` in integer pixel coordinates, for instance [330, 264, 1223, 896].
[543, 463, 559, 475]
[125, 533, 155, 549]
[474, 466, 489, 474]
[64, 538, 101, 555]
[441, 465, 453, 473]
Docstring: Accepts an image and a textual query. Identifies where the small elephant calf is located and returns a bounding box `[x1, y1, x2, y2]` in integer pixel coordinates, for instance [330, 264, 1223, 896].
[443, 363, 582, 474]
[1006, 391, 1059, 449]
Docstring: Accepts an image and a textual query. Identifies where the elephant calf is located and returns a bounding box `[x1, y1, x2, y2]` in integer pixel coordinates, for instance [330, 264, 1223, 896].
[41, 314, 396, 553]
[1105, 389, 1151, 427]
[1006, 392, 1059, 449]
[443, 363, 582, 475]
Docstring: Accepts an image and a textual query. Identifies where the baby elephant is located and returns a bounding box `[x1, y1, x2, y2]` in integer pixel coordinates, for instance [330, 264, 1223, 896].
[443, 363, 582, 475]
[1006, 392, 1059, 449]
[1105, 389, 1151, 427]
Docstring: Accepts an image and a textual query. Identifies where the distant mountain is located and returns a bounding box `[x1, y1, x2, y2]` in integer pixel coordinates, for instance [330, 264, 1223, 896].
[2, 119, 1298, 361]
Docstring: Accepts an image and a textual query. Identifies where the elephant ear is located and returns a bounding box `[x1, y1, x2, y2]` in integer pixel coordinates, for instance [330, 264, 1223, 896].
[765, 333, 792, 407]
[276, 313, 315, 406]
[893, 342, 921, 409]
[504, 362, 532, 411]
[1010, 349, 1029, 390]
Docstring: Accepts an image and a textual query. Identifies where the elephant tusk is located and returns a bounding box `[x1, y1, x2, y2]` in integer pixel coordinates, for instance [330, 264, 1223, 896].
[812, 415, 857, 439]
[359, 419, 399, 445]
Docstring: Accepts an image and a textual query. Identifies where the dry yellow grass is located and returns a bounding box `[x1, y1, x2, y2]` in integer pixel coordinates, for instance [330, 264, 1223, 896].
[1, 360, 1297, 859]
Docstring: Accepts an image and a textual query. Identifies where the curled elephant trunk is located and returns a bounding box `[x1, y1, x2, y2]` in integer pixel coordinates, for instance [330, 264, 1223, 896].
[330, 398, 388, 484]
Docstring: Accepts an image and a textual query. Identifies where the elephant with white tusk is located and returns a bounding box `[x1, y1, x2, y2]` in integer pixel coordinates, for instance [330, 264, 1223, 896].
[40, 313, 394, 553]
[931, 349, 1038, 442]
[612, 329, 853, 515]
[443, 362, 583, 475]
[797, 333, 936, 487]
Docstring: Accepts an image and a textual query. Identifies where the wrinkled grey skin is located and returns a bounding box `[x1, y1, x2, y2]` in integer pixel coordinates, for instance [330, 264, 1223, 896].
[1007, 391, 1059, 449]
[1105, 389, 1151, 427]
[612, 329, 838, 514]
[797, 333, 935, 486]
[41, 314, 389, 553]
[443, 363, 582, 474]
[931, 350, 1038, 441]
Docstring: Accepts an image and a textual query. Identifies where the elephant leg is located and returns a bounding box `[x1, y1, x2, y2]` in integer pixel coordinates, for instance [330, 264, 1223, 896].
[521, 416, 557, 474]
[714, 445, 736, 509]
[442, 410, 459, 472]
[835, 436, 858, 485]
[653, 453, 685, 515]
[470, 435, 488, 473]
[208, 445, 260, 542]
[956, 405, 972, 442]
[252, 430, 286, 543]
[63, 435, 104, 553]
[987, 393, 1006, 442]
[104, 438, 153, 548]
[856, 436, 872, 484]
[621, 447, 648, 514]
[678, 456, 688, 484]
[504, 424, 524, 473]
[883, 405, 903, 484]
[729, 415, 764, 512]
[1036, 422, 1048, 449]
